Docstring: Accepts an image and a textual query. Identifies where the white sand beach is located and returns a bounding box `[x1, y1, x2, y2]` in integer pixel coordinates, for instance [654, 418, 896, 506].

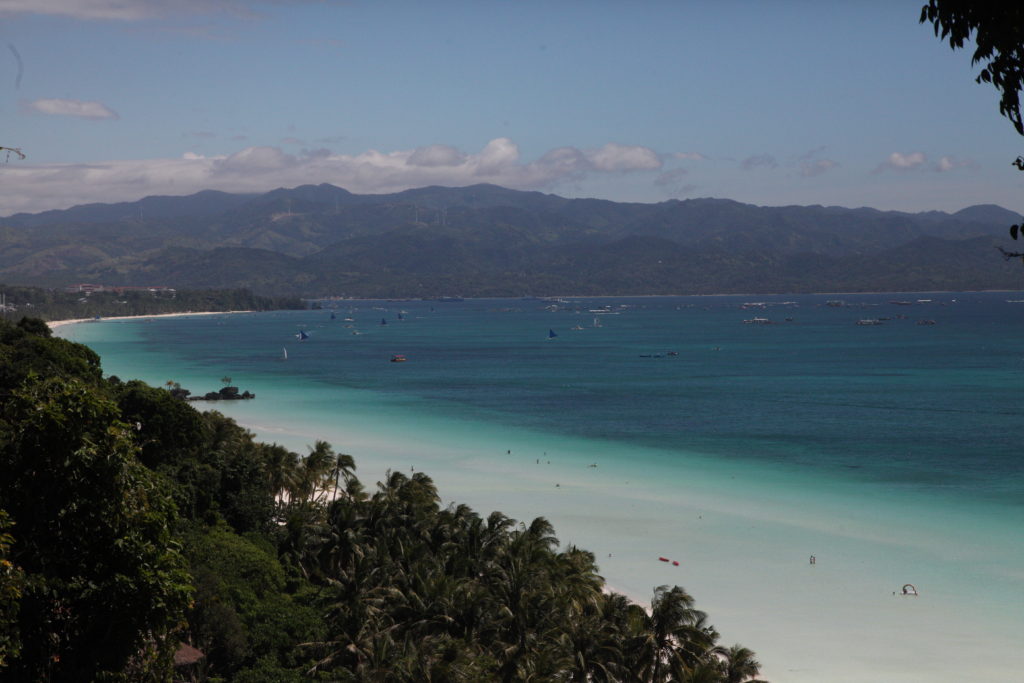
[46, 310, 253, 331]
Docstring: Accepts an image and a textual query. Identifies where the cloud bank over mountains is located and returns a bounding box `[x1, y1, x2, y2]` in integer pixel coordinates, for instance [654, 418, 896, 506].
[0, 133, 982, 216]
[0, 138, 669, 215]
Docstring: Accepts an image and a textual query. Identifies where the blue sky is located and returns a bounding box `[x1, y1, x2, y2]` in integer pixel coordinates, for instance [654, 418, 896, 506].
[0, 0, 1021, 216]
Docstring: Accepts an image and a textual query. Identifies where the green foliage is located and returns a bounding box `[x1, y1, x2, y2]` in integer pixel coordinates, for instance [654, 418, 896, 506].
[0, 510, 24, 670]
[0, 285, 302, 322]
[116, 379, 206, 471]
[0, 374, 191, 681]
[0, 316, 102, 393]
[183, 525, 324, 677]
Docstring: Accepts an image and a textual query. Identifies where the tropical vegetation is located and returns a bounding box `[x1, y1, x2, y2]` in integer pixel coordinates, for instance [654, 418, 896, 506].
[0, 315, 766, 681]
[0, 285, 302, 322]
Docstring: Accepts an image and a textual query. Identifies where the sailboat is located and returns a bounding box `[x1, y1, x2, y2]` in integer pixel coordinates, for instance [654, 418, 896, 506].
[548, 329, 558, 340]
[296, 330, 310, 341]
[380, 317, 388, 326]
[330, 311, 336, 320]
[282, 347, 288, 360]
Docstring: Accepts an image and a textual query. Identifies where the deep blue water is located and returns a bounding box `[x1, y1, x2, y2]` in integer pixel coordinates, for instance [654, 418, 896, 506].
[98, 292, 1024, 505]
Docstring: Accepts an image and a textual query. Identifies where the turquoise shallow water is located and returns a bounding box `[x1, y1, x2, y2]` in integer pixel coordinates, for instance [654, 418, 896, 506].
[59, 292, 1024, 682]
[70, 292, 1024, 504]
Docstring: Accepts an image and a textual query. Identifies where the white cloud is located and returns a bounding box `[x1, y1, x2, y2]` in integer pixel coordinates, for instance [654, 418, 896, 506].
[24, 98, 119, 120]
[0, 0, 160, 21]
[475, 137, 520, 174]
[885, 151, 927, 170]
[0, 0, 341, 22]
[0, 137, 668, 215]
[873, 152, 973, 174]
[933, 155, 976, 172]
[584, 143, 661, 172]
[794, 146, 839, 177]
[406, 144, 466, 168]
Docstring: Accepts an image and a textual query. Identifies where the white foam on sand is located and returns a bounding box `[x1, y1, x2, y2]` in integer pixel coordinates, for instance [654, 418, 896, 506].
[56, 320, 1024, 682]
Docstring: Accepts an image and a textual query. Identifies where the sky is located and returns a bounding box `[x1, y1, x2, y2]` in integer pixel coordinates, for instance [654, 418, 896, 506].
[0, 0, 1022, 216]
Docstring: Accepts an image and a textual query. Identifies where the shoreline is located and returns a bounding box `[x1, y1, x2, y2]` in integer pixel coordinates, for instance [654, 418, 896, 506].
[46, 310, 254, 331]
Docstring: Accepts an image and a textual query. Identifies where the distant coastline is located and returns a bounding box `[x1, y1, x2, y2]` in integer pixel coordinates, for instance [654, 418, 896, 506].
[47, 310, 253, 331]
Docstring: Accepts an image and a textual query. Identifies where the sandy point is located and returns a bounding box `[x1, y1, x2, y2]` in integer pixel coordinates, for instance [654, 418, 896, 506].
[47, 310, 254, 331]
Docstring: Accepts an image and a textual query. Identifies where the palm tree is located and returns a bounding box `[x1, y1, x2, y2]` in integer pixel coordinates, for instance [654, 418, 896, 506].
[261, 443, 299, 502]
[719, 644, 767, 683]
[297, 440, 337, 505]
[644, 584, 708, 683]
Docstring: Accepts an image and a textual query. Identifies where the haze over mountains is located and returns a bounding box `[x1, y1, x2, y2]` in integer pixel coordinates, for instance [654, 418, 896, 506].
[2, 183, 1021, 297]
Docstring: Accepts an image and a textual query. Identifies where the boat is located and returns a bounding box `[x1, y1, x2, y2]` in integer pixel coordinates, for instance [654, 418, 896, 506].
[856, 319, 883, 326]
[295, 330, 310, 340]
[548, 329, 558, 339]
[571, 324, 584, 331]
[916, 319, 936, 325]
[390, 354, 407, 362]
[592, 317, 602, 328]
[282, 347, 288, 360]
[330, 311, 336, 319]
[380, 317, 387, 326]
[743, 317, 772, 324]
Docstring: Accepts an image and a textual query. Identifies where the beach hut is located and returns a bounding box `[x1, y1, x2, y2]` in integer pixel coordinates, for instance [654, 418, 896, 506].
[173, 642, 206, 682]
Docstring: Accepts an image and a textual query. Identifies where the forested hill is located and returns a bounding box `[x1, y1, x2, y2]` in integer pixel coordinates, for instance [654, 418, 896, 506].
[0, 316, 768, 681]
[2, 183, 1021, 296]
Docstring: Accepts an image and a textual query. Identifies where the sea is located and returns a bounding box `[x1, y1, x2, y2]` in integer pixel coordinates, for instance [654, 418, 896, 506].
[59, 292, 1024, 682]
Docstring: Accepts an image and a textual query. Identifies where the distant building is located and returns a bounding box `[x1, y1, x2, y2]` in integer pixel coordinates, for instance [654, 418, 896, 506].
[63, 284, 176, 295]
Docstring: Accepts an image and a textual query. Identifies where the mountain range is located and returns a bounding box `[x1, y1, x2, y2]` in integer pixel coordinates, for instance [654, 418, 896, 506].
[2, 183, 1022, 297]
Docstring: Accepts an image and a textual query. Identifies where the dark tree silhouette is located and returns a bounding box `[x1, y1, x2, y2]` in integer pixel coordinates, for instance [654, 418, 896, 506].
[921, 2, 1024, 254]
[921, 2, 1024, 134]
